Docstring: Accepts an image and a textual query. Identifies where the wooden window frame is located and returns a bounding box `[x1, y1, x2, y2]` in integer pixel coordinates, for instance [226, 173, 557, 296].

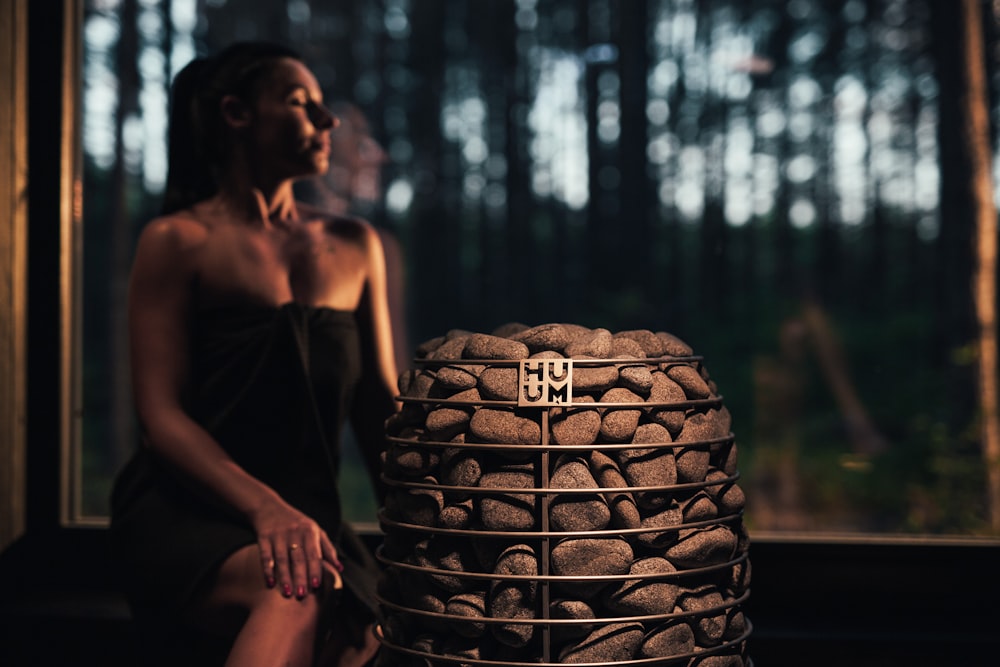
[0, 0, 29, 553]
[1, 0, 85, 545]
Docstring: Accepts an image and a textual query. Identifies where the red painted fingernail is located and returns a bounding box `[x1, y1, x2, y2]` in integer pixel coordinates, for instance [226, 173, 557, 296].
[297, 585, 306, 598]
[283, 584, 292, 597]
[311, 577, 320, 589]
[266, 576, 275, 588]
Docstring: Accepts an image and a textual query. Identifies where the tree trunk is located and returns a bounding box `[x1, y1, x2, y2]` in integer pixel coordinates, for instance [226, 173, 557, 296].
[960, 0, 1000, 532]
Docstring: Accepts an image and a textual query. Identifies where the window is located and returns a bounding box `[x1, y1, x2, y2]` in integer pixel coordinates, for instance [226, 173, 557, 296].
[76, 0, 1000, 540]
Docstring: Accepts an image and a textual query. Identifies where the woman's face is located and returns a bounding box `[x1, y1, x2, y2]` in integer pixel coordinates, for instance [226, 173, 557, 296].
[244, 57, 335, 181]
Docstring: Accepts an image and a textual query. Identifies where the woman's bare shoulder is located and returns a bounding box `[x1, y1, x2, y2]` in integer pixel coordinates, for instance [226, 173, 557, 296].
[136, 211, 211, 256]
[298, 200, 375, 244]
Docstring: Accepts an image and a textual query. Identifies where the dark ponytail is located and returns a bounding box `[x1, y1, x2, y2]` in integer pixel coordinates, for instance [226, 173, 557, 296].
[160, 41, 303, 215]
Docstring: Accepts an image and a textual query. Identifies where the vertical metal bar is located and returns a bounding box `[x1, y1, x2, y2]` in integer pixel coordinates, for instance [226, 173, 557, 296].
[539, 407, 551, 662]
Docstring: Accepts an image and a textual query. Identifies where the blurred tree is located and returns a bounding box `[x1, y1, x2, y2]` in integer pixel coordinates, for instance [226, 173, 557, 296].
[960, 0, 1000, 530]
[75, 0, 997, 535]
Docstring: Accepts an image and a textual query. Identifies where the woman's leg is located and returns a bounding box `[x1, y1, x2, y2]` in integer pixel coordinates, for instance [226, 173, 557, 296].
[190, 544, 325, 667]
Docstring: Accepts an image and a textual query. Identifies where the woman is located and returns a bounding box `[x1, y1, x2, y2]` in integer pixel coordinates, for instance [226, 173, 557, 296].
[110, 41, 397, 667]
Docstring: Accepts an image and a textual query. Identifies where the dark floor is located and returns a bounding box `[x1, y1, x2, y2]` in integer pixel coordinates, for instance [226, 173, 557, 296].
[1, 531, 995, 666]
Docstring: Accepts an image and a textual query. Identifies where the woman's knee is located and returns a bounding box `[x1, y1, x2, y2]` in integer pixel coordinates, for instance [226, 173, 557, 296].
[193, 544, 323, 628]
[205, 545, 272, 608]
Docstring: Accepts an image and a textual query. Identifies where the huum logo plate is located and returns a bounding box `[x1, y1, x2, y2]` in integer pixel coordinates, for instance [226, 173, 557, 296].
[518, 359, 573, 407]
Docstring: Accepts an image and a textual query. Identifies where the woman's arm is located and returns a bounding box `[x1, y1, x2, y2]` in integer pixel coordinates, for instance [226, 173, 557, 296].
[128, 216, 341, 598]
[349, 223, 401, 505]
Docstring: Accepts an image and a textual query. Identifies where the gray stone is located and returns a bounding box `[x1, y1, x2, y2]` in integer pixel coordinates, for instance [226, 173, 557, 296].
[609, 336, 645, 359]
[723, 440, 739, 475]
[440, 448, 482, 490]
[446, 591, 487, 638]
[690, 653, 745, 667]
[728, 559, 752, 596]
[565, 328, 613, 358]
[428, 335, 471, 360]
[675, 446, 711, 484]
[665, 363, 712, 399]
[705, 469, 745, 516]
[478, 366, 519, 401]
[425, 388, 480, 437]
[550, 396, 601, 447]
[637, 501, 683, 548]
[434, 363, 483, 391]
[638, 619, 696, 659]
[724, 607, 747, 640]
[551, 538, 633, 598]
[618, 364, 654, 395]
[530, 349, 565, 360]
[675, 413, 720, 482]
[687, 408, 731, 440]
[511, 323, 575, 353]
[558, 622, 644, 664]
[561, 323, 594, 340]
[604, 557, 680, 616]
[681, 490, 719, 523]
[655, 331, 694, 357]
[588, 450, 640, 530]
[632, 421, 673, 446]
[464, 333, 530, 360]
[438, 498, 474, 529]
[613, 329, 666, 357]
[489, 544, 538, 648]
[572, 359, 620, 392]
[384, 441, 440, 478]
[619, 423, 676, 510]
[735, 521, 751, 554]
[385, 477, 443, 527]
[599, 387, 643, 442]
[666, 526, 738, 569]
[550, 456, 611, 532]
[710, 438, 737, 475]
[405, 369, 437, 399]
[550, 599, 596, 644]
[494, 542, 538, 576]
[678, 585, 727, 646]
[469, 408, 540, 445]
[412, 537, 474, 593]
[478, 465, 537, 531]
[647, 371, 688, 435]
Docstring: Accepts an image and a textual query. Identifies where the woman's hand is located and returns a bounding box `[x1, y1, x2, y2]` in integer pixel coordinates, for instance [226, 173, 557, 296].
[251, 499, 343, 599]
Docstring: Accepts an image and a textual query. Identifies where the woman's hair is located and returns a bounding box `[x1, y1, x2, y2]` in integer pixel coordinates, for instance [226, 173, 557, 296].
[161, 41, 302, 214]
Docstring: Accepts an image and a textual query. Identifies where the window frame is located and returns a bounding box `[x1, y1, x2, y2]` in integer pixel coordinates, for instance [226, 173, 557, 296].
[0, 0, 86, 543]
[0, 0, 29, 553]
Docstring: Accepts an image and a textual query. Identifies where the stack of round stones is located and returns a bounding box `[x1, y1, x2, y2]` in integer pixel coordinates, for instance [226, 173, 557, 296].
[375, 323, 751, 666]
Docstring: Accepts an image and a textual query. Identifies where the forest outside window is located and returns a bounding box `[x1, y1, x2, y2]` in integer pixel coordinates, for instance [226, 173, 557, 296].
[73, 0, 1000, 540]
